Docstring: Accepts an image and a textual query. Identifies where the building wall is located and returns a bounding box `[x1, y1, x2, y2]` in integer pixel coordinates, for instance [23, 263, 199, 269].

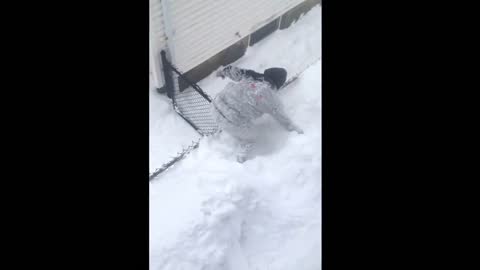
[165, 0, 304, 72]
[150, 0, 321, 91]
[150, 0, 168, 88]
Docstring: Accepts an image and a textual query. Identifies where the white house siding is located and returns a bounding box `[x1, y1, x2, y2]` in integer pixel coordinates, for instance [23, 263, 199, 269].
[163, 0, 304, 72]
[150, 0, 307, 88]
[150, 0, 168, 88]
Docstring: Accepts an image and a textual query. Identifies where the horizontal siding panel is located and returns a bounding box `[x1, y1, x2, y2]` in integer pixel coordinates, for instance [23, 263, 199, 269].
[170, 1, 239, 26]
[167, 0, 305, 71]
[173, 5, 255, 39]
[170, 0, 304, 34]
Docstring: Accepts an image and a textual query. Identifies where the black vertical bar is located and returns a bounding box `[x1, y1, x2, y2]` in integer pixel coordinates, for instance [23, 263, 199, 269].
[160, 50, 174, 99]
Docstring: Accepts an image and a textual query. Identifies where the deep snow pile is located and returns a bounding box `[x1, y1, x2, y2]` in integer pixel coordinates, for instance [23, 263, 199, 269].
[150, 5, 321, 270]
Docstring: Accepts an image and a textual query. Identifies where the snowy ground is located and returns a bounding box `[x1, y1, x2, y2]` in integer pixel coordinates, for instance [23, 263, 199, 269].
[150, 5, 321, 270]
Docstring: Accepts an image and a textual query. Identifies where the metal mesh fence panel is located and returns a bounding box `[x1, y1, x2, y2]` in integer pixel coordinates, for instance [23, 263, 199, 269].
[161, 50, 219, 136]
[172, 79, 219, 136]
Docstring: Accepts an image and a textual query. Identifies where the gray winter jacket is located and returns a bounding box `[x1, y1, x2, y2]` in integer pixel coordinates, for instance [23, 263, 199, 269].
[212, 66, 301, 134]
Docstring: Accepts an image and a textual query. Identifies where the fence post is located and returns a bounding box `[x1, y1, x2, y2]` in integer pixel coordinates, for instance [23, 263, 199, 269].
[161, 50, 175, 99]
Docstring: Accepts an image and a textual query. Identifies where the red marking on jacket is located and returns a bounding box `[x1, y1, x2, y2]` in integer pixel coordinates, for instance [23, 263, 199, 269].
[250, 83, 256, 89]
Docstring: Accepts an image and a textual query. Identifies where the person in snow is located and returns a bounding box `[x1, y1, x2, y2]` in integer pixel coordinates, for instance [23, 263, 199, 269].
[211, 65, 304, 163]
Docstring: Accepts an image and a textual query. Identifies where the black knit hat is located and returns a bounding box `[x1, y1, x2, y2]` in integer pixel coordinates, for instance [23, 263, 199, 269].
[264, 68, 287, 89]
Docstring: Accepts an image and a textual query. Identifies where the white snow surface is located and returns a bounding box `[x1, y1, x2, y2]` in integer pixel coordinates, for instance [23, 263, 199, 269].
[150, 6, 321, 270]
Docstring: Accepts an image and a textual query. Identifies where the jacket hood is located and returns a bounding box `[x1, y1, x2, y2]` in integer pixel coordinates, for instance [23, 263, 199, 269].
[264, 68, 287, 89]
